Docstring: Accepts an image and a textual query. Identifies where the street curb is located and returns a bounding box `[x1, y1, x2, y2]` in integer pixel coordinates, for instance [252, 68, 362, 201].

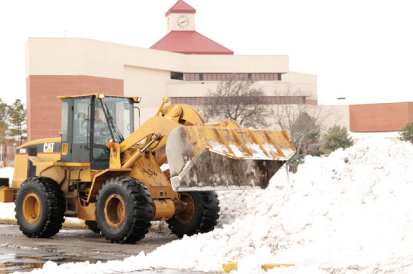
[0, 218, 17, 225]
[222, 262, 294, 273]
[0, 218, 87, 228]
[0, 219, 157, 230]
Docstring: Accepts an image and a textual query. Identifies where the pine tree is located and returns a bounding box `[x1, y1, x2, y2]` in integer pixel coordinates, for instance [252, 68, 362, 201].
[399, 122, 413, 144]
[8, 99, 27, 145]
[320, 125, 353, 154]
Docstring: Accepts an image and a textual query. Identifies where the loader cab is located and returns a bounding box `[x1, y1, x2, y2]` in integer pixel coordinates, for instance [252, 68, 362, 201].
[60, 94, 136, 170]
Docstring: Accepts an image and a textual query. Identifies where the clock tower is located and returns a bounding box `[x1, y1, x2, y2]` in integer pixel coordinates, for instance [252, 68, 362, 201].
[151, 0, 233, 55]
[165, 0, 196, 32]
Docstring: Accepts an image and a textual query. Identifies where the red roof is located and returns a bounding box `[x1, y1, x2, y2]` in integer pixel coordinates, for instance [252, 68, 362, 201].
[150, 31, 234, 55]
[165, 0, 196, 17]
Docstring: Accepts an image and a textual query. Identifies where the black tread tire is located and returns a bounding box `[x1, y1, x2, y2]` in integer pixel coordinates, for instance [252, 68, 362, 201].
[95, 177, 153, 244]
[15, 177, 65, 238]
[167, 191, 220, 238]
[85, 220, 100, 234]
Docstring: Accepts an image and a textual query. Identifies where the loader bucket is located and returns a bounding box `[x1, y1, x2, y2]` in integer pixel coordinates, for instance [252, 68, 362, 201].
[166, 126, 295, 191]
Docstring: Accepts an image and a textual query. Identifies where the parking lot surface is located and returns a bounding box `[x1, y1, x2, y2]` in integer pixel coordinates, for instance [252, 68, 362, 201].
[0, 223, 210, 274]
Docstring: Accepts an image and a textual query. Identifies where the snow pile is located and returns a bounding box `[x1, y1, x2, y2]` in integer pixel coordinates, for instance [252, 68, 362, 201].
[273, 137, 413, 270]
[12, 138, 413, 273]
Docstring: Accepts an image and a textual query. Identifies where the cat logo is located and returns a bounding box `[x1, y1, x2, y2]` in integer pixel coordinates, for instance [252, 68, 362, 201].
[43, 143, 55, 153]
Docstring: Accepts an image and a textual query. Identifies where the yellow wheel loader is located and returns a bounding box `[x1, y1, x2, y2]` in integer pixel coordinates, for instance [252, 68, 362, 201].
[0, 94, 295, 243]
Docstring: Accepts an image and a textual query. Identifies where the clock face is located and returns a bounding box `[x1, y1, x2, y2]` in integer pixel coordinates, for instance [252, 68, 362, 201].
[177, 15, 190, 29]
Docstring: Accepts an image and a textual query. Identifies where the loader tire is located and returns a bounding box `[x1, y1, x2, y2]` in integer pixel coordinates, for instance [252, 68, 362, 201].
[95, 177, 153, 244]
[15, 177, 65, 238]
[167, 191, 220, 238]
[85, 220, 100, 234]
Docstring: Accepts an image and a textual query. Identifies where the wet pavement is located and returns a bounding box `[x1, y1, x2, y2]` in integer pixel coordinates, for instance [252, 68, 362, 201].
[0, 223, 212, 273]
[0, 247, 105, 273]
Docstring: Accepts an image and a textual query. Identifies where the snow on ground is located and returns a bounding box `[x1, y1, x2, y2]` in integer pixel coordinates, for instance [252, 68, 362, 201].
[0, 202, 15, 219]
[349, 131, 400, 143]
[4, 137, 413, 273]
[0, 167, 14, 186]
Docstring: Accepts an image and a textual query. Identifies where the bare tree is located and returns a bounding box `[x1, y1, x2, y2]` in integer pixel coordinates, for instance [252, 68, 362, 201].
[269, 89, 336, 155]
[200, 80, 269, 128]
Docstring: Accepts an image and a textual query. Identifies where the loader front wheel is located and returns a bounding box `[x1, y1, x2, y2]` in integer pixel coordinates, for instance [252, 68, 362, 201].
[95, 177, 153, 244]
[167, 191, 220, 238]
[15, 177, 65, 238]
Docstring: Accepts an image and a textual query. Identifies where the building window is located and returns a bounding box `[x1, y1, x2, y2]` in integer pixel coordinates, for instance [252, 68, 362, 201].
[171, 96, 308, 105]
[171, 71, 184, 80]
[184, 73, 281, 82]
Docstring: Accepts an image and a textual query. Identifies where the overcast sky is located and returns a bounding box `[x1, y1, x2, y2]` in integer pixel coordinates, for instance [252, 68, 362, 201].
[0, 0, 412, 106]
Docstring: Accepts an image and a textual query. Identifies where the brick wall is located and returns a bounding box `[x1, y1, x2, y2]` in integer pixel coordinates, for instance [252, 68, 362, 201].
[350, 102, 413, 132]
[27, 75, 123, 141]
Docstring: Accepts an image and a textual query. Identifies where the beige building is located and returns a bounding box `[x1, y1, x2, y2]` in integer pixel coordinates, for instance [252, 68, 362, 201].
[26, 0, 349, 142]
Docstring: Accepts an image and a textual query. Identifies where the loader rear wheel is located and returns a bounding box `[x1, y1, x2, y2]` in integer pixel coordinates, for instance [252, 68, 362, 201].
[95, 177, 153, 244]
[15, 177, 65, 238]
[167, 191, 220, 238]
[85, 220, 100, 234]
